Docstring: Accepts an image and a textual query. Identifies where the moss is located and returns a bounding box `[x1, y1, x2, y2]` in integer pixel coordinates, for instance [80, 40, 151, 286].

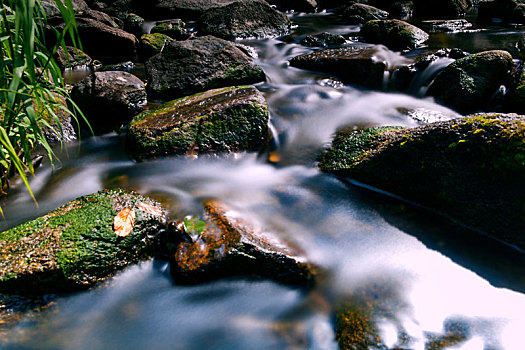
[336, 305, 382, 350]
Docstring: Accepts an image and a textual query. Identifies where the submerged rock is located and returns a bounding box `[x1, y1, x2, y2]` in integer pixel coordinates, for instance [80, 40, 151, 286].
[426, 50, 514, 114]
[71, 71, 147, 134]
[336, 2, 389, 24]
[318, 114, 525, 250]
[196, 0, 291, 40]
[127, 86, 270, 159]
[169, 201, 316, 286]
[0, 189, 167, 296]
[300, 32, 346, 47]
[145, 36, 265, 99]
[360, 19, 429, 51]
[289, 45, 401, 90]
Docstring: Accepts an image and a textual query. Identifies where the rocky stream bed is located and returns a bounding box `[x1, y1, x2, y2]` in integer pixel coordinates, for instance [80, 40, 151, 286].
[1, 0, 525, 349]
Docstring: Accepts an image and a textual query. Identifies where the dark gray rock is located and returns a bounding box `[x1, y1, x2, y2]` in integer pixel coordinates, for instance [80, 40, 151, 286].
[427, 50, 514, 114]
[0, 189, 167, 296]
[54, 46, 92, 70]
[196, 0, 291, 40]
[267, 0, 318, 12]
[318, 114, 525, 251]
[289, 45, 392, 90]
[300, 32, 346, 47]
[389, 1, 414, 21]
[126, 86, 270, 159]
[360, 19, 429, 51]
[478, 0, 525, 24]
[169, 200, 316, 286]
[145, 36, 265, 99]
[336, 2, 389, 24]
[71, 71, 147, 134]
[41, 0, 88, 17]
[152, 0, 240, 20]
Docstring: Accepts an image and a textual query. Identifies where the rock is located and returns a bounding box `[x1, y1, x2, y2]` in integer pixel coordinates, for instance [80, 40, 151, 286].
[152, 0, 240, 20]
[139, 33, 174, 62]
[421, 19, 473, 32]
[389, 1, 414, 21]
[126, 86, 270, 159]
[150, 19, 190, 40]
[300, 32, 346, 47]
[336, 2, 389, 24]
[316, 0, 348, 10]
[289, 45, 395, 90]
[49, 16, 138, 62]
[122, 13, 145, 37]
[145, 36, 265, 99]
[267, 0, 318, 13]
[54, 46, 92, 70]
[99, 0, 154, 20]
[518, 34, 525, 60]
[76, 8, 120, 28]
[478, 0, 525, 24]
[318, 114, 525, 250]
[169, 201, 316, 286]
[71, 71, 147, 134]
[505, 71, 525, 114]
[360, 19, 429, 51]
[336, 305, 383, 349]
[196, 0, 291, 40]
[39, 94, 78, 144]
[426, 50, 514, 114]
[41, 0, 88, 17]
[0, 189, 167, 296]
[413, 0, 472, 19]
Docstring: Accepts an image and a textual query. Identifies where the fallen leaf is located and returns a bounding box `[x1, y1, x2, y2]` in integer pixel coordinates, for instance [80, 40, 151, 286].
[137, 202, 163, 217]
[114, 208, 135, 237]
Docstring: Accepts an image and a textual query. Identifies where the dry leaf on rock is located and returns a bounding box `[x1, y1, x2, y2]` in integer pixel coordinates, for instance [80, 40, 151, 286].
[137, 202, 163, 217]
[114, 208, 135, 237]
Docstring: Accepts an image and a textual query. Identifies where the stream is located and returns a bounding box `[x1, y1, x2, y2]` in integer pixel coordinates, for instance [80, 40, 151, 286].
[1, 11, 525, 350]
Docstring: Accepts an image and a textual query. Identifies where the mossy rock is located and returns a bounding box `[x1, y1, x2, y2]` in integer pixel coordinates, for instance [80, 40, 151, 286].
[139, 33, 174, 62]
[427, 50, 514, 114]
[318, 114, 525, 250]
[360, 19, 428, 51]
[336, 2, 389, 25]
[127, 86, 270, 160]
[150, 19, 190, 40]
[169, 200, 316, 286]
[0, 189, 167, 295]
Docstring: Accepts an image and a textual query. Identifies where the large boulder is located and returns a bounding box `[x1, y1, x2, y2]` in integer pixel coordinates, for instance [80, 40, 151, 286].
[289, 45, 394, 90]
[71, 71, 147, 134]
[126, 86, 270, 160]
[49, 15, 138, 62]
[426, 50, 514, 114]
[478, 0, 525, 24]
[169, 201, 316, 286]
[152, 0, 240, 20]
[145, 36, 265, 99]
[318, 114, 525, 250]
[336, 2, 389, 24]
[196, 0, 291, 40]
[360, 19, 429, 51]
[0, 189, 167, 296]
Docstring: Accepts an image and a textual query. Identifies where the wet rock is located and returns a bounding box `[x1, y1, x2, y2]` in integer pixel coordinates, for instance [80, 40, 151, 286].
[426, 50, 514, 114]
[318, 114, 525, 250]
[152, 0, 240, 20]
[54, 46, 92, 70]
[289, 45, 398, 90]
[139, 33, 174, 62]
[196, 0, 291, 40]
[49, 15, 138, 62]
[39, 94, 78, 144]
[267, 0, 318, 13]
[300, 32, 346, 47]
[145, 36, 265, 99]
[421, 19, 473, 32]
[336, 2, 389, 24]
[71, 71, 147, 134]
[413, 0, 472, 19]
[126, 86, 270, 159]
[360, 19, 429, 51]
[169, 201, 316, 286]
[0, 189, 167, 296]
[150, 19, 190, 40]
[478, 0, 525, 24]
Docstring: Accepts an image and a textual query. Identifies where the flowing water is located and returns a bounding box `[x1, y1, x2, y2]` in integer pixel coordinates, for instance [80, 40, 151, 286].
[1, 12, 525, 350]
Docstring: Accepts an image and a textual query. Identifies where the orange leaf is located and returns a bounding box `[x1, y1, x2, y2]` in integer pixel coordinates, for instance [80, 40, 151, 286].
[113, 208, 135, 237]
[137, 202, 163, 217]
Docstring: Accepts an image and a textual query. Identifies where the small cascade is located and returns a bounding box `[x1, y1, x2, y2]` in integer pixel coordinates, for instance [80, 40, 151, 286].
[408, 57, 455, 96]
